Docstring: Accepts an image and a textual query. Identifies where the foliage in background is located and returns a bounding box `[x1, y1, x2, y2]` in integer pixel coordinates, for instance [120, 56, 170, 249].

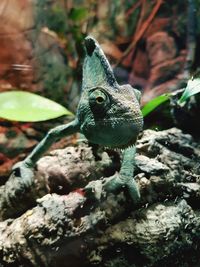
[142, 78, 200, 116]
[0, 91, 72, 122]
[142, 94, 170, 117]
[179, 78, 200, 103]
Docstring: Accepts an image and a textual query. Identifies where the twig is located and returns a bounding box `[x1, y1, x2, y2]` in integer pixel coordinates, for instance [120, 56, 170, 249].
[115, 0, 163, 67]
[125, 0, 142, 18]
[134, 0, 147, 34]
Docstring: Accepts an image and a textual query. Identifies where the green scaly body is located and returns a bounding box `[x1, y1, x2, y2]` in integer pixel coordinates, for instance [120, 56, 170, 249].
[13, 36, 143, 203]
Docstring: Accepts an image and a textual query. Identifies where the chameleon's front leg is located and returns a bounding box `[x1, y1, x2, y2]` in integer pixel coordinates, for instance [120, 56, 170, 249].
[12, 119, 80, 186]
[104, 146, 140, 204]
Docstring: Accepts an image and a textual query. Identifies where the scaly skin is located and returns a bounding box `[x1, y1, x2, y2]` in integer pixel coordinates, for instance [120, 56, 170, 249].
[12, 36, 143, 203]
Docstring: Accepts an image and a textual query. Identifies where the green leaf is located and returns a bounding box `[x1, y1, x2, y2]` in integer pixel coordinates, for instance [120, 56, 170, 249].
[69, 7, 88, 21]
[0, 91, 73, 122]
[142, 94, 170, 117]
[179, 78, 200, 103]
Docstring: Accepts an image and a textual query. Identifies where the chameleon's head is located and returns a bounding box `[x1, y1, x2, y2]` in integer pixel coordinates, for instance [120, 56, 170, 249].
[77, 36, 143, 149]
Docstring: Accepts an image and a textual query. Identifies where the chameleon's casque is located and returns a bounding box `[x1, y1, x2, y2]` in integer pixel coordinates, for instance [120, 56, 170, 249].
[77, 36, 143, 148]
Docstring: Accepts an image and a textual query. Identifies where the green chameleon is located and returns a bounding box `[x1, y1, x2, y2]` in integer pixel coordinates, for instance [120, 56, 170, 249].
[13, 36, 143, 203]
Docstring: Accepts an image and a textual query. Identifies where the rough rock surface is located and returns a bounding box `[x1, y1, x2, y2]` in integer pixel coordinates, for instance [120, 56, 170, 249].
[0, 128, 199, 267]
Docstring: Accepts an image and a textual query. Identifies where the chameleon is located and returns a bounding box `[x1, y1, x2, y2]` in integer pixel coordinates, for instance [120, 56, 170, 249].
[12, 36, 143, 203]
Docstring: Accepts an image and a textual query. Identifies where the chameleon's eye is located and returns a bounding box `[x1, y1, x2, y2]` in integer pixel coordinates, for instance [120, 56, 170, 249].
[89, 89, 110, 115]
[96, 95, 105, 104]
[89, 89, 108, 105]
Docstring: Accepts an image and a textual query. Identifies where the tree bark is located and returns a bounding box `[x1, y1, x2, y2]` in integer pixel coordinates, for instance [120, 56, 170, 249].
[0, 128, 200, 267]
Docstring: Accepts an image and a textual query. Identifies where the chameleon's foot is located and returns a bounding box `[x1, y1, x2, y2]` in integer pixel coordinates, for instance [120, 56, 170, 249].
[85, 147, 140, 204]
[84, 173, 140, 205]
[104, 146, 140, 204]
[11, 160, 34, 188]
[103, 173, 140, 204]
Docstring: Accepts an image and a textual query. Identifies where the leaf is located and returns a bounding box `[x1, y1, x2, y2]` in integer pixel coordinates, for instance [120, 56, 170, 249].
[69, 8, 88, 21]
[142, 94, 170, 117]
[179, 78, 200, 103]
[0, 91, 73, 122]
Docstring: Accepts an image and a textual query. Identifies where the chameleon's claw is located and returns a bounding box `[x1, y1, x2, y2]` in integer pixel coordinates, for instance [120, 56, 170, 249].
[12, 161, 34, 188]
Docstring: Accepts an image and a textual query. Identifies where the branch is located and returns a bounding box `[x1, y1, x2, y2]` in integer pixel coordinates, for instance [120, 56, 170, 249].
[0, 128, 200, 266]
[0, 145, 113, 220]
